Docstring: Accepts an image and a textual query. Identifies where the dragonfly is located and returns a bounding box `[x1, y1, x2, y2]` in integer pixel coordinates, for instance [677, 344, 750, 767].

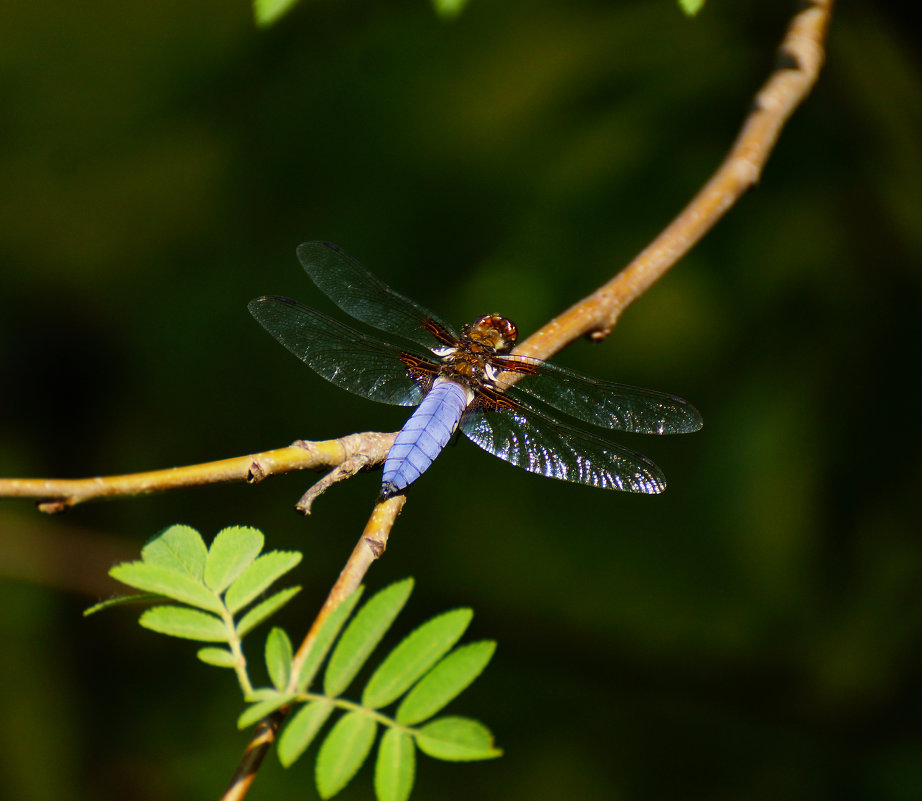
[249, 241, 702, 499]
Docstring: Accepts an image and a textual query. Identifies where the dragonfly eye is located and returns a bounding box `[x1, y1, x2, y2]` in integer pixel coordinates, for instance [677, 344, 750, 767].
[469, 314, 518, 353]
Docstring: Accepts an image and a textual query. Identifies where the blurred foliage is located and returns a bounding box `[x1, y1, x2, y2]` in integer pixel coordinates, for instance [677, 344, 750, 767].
[1, 1, 921, 800]
[678, 0, 706, 17]
[254, 0, 302, 28]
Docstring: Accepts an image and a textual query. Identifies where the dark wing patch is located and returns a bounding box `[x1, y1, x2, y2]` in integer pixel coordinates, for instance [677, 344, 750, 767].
[249, 295, 432, 406]
[296, 241, 459, 351]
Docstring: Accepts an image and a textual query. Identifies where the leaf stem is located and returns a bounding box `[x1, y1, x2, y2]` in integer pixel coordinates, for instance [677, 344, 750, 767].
[222, 605, 254, 696]
[297, 691, 414, 734]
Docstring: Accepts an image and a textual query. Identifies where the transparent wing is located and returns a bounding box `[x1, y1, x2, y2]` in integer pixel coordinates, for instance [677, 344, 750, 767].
[460, 397, 668, 494]
[296, 241, 459, 351]
[248, 295, 432, 406]
[494, 355, 703, 435]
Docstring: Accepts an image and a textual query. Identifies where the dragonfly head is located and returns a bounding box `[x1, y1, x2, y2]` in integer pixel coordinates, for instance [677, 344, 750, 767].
[466, 314, 518, 354]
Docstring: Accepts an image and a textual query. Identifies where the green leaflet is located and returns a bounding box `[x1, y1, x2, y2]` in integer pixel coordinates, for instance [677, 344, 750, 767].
[375, 728, 415, 801]
[415, 717, 501, 762]
[265, 626, 293, 690]
[396, 641, 496, 725]
[139, 606, 227, 642]
[109, 562, 222, 613]
[84, 593, 159, 616]
[196, 647, 237, 668]
[225, 551, 302, 613]
[141, 524, 207, 578]
[324, 578, 414, 697]
[204, 526, 264, 593]
[278, 699, 335, 767]
[362, 608, 472, 709]
[237, 691, 297, 729]
[315, 711, 378, 799]
[237, 586, 301, 637]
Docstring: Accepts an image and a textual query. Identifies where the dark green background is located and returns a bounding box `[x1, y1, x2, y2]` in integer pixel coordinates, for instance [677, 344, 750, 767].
[2, 1, 920, 799]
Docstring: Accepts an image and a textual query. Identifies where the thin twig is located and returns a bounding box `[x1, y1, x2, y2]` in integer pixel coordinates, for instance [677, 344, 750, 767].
[294, 449, 383, 515]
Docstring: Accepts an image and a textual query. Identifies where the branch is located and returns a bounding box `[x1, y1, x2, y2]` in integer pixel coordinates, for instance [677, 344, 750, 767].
[0, 433, 395, 513]
[506, 0, 834, 366]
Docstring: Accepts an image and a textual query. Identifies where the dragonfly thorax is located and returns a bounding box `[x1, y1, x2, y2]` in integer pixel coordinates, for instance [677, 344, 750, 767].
[436, 314, 518, 392]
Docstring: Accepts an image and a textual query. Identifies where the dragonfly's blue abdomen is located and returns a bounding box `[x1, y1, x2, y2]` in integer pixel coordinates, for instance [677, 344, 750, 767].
[380, 380, 471, 498]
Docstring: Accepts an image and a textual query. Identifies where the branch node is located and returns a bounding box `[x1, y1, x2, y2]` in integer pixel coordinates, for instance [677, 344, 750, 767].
[364, 536, 385, 559]
[246, 461, 266, 484]
[775, 47, 802, 73]
[586, 328, 612, 343]
[37, 499, 71, 514]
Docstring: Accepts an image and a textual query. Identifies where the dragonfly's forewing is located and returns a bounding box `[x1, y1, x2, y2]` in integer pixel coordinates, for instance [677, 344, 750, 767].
[248, 295, 429, 406]
[496, 355, 703, 435]
[296, 241, 458, 351]
[460, 399, 668, 494]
